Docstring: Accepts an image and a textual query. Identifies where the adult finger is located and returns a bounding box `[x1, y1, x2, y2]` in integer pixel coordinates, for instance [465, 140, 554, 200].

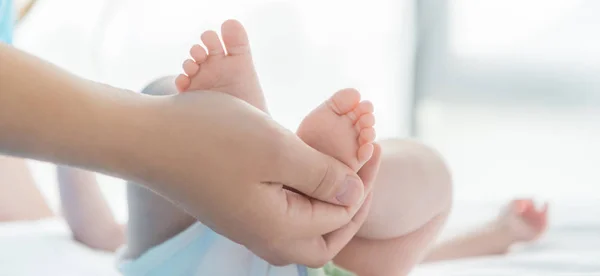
[286, 192, 374, 268]
[273, 133, 365, 206]
[277, 144, 382, 267]
[278, 143, 382, 237]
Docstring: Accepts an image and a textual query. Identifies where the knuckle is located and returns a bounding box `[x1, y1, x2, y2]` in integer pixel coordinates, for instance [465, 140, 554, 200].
[311, 158, 336, 198]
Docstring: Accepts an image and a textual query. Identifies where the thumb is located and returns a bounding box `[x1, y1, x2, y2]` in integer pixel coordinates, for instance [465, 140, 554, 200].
[276, 136, 365, 206]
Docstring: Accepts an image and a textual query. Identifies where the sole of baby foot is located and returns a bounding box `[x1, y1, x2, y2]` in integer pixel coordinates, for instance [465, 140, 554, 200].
[297, 88, 376, 171]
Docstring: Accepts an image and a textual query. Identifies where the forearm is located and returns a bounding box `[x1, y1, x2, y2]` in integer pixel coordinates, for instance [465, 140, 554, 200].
[0, 43, 247, 221]
[58, 166, 124, 251]
[423, 224, 515, 263]
[0, 42, 150, 181]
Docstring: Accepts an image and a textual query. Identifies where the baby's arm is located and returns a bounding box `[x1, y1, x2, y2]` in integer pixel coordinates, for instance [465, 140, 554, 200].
[57, 166, 125, 251]
[423, 199, 548, 263]
[423, 223, 515, 262]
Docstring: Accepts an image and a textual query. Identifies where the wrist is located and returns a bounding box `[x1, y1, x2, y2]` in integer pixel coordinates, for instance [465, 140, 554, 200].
[1, 80, 153, 181]
[482, 222, 518, 253]
[75, 86, 158, 182]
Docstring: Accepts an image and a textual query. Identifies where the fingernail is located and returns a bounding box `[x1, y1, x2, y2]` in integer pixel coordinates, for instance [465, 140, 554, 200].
[336, 176, 363, 205]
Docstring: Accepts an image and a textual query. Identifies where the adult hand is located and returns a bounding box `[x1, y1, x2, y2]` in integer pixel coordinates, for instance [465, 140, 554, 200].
[0, 44, 381, 266]
[130, 92, 382, 267]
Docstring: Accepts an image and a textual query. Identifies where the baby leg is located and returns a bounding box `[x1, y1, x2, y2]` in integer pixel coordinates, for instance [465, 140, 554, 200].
[334, 139, 453, 276]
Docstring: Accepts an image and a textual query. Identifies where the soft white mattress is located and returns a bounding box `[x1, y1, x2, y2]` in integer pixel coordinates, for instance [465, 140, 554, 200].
[414, 225, 600, 275]
[414, 200, 600, 276]
[0, 219, 119, 276]
[0, 201, 598, 275]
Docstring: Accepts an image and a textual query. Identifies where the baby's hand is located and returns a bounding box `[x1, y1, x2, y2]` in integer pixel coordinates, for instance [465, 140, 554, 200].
[496, 199, 548, 242]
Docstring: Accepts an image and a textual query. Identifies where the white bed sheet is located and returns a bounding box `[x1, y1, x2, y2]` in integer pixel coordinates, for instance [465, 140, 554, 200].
[0, 201, 598, 275]
[414, 226, 600, 275]
[414, 200, 600, 276]
[0, 219, 119, 276]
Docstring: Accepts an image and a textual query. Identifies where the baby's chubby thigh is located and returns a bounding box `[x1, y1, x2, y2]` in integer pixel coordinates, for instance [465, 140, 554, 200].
[357, 139, 452, 240]
[331, 139, 452, 276]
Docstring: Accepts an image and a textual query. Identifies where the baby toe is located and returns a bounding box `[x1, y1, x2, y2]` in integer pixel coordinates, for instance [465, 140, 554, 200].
[359, 127, 376, 145]
[355, 113, 375, 131]
[175, 74, 191, 92]
[190, 44, 208, 63]
[182, 59, 200, 76]
[328, 88, 361, 115]
[357, 143, 375, 165]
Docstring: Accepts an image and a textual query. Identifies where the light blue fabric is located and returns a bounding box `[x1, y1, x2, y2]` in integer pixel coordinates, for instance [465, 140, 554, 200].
[118, 222, 304, 276]
[0, 0, 14, 44]
[118, 223, 218, 276]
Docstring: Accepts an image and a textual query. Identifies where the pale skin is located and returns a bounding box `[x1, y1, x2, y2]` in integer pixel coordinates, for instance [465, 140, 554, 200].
[0, 40, 381, 266]
[333, 140, 453, 275]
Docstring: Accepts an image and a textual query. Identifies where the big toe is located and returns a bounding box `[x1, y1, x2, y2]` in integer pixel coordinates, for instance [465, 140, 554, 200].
[327, 88, 361, 115]
[221, 19, 251, 56]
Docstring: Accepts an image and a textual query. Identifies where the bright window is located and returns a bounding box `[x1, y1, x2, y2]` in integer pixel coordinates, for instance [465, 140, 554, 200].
[416, 0, 600, 202]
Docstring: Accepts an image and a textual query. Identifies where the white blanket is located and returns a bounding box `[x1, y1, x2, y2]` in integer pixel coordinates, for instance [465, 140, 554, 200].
[0, 201, 598, 275]
[0, 219, 119, 276]
[414, 200, 600, 275]
[414, 225, 600, 275]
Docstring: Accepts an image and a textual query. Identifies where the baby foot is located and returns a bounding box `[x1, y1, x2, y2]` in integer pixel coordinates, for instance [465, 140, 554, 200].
[176, 20, 376, 173]
[297, 89, 376, 171]
[495, 199, 549, 242]
[175, 20, 267, 112]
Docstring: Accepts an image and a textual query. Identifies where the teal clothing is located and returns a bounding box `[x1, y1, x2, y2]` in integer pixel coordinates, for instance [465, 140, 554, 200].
[117, 222, 356, 276]
[0, 0, 14, 44]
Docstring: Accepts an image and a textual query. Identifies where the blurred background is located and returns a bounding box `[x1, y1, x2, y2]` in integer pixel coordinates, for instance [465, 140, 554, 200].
[11, 0, 600, 223]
